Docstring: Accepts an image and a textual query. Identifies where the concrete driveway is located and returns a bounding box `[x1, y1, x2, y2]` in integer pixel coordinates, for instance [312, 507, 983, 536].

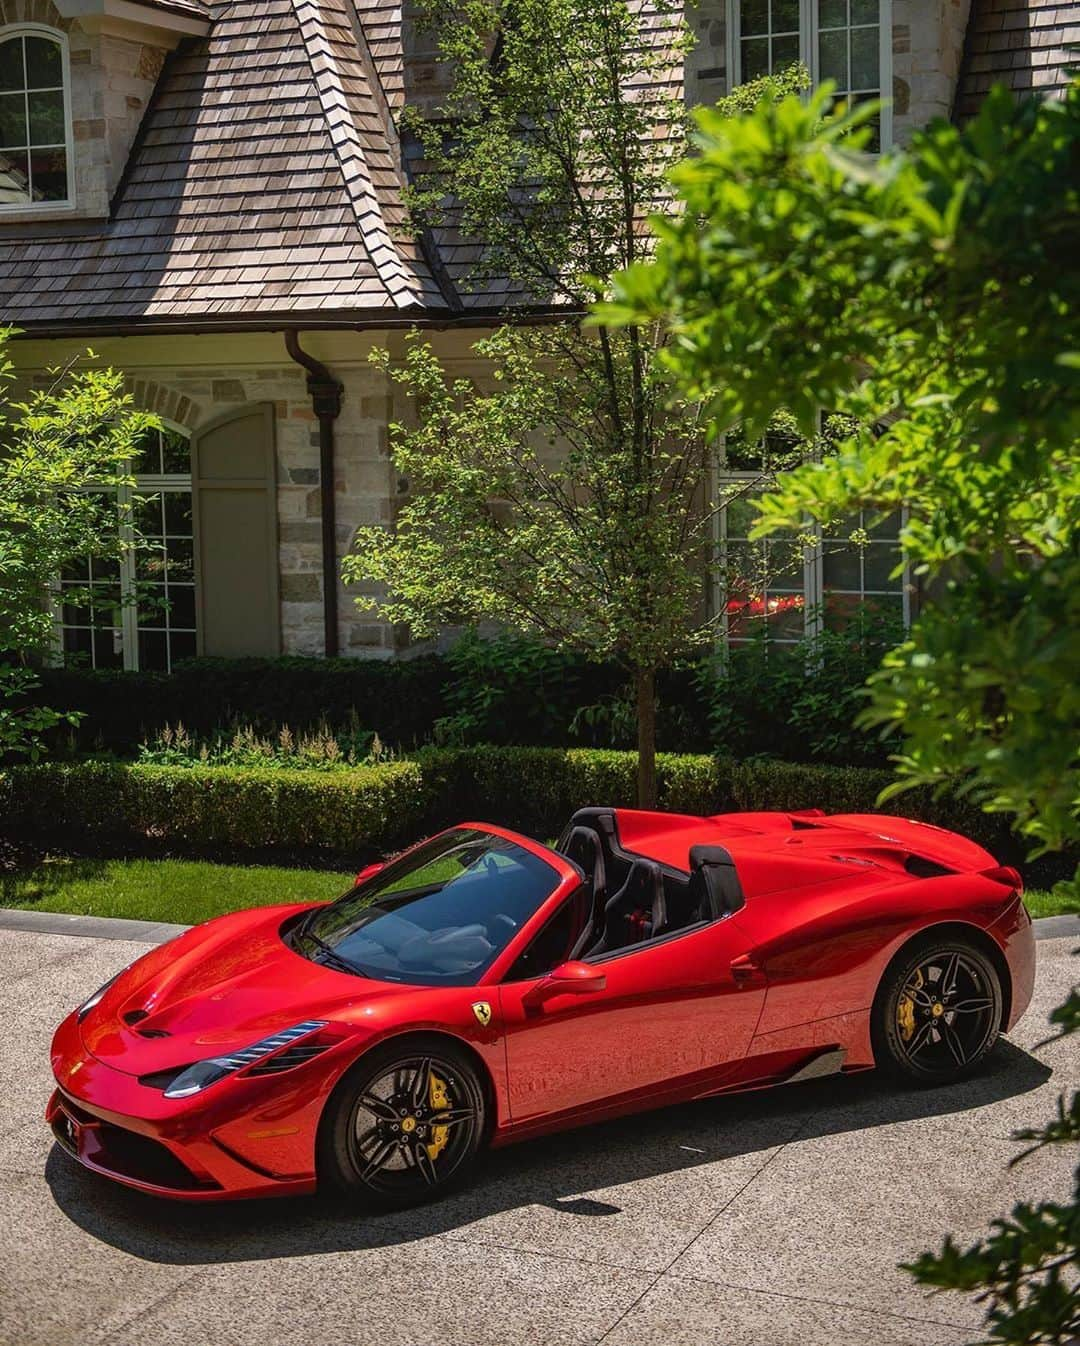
[1, 925, 1076, 1346]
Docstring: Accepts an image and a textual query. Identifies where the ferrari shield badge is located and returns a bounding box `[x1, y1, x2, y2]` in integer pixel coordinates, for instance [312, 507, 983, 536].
[471, 1001, 493, 1027]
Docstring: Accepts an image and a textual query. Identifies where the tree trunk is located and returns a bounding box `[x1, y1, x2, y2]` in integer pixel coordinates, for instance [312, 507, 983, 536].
[635, 664, 657, 809]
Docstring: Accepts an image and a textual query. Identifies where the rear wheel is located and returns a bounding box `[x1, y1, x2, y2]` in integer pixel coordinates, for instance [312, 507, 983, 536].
[873, 937, 1003, 1085]
[319, 1038, 486, 1209]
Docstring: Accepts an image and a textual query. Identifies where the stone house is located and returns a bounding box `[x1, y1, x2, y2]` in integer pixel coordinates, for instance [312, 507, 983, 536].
[0, 0, 1075, 670]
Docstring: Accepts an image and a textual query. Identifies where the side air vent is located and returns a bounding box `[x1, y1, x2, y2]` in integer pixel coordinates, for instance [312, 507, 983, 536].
[904, 855, 955, 878]
[247, 1042, 330, 1076]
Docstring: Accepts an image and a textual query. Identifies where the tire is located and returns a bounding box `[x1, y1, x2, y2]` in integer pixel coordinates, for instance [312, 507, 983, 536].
[872, 935, 1004, 1086]
[318, 1036, 487, 1210]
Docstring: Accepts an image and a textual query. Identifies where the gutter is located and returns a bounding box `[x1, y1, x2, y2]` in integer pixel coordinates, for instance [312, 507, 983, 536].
[285, 331, 344, 659]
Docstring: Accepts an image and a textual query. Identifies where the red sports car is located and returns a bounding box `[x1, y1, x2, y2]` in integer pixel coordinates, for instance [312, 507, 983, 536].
[48, 807, 1034, 1208]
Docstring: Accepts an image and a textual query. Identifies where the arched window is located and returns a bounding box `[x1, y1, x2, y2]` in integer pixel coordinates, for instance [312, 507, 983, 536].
[0, 25, 73, 210]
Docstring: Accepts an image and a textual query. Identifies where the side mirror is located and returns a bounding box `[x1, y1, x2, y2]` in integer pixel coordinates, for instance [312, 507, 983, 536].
[522, 960, 606, 1011]
[548, 960, 606, 993]
[354, 861, 385, 886]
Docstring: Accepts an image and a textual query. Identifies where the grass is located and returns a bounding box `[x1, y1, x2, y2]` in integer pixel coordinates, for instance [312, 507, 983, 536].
[0, 857, 354, 926]
[0, 858, 1073, 926]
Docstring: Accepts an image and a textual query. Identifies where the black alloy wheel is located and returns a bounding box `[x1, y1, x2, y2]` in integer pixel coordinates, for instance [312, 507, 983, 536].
[873, 938, 1003, 1085]
[319, 1039, 486, 1209]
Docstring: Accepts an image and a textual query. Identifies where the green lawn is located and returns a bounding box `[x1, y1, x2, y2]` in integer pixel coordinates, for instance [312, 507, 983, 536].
[0, 858, 354, 926]
[0, 857, 1073, 926]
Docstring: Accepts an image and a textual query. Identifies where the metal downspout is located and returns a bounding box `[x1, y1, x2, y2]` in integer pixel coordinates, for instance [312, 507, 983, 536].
[285, 331, 344, 658]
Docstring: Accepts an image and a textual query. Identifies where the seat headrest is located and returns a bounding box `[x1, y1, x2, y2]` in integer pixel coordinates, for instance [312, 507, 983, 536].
[689, 844, 745, 916]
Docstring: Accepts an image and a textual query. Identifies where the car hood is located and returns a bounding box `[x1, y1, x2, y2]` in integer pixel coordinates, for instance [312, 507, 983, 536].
[80, 903, 418, 1076]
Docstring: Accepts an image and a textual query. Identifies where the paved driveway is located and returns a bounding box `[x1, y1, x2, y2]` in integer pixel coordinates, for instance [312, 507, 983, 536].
[1, 927, 1076, 1346]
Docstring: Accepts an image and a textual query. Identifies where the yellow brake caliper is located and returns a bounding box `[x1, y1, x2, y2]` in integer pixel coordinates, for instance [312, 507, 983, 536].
[426, 1070, 450, 1162]
[897, 968, 922, 1042]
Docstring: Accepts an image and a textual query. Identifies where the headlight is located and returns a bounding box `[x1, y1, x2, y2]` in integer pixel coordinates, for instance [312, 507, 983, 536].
[162, 1020, 329, 1099]
[77, 974, 120, 1022]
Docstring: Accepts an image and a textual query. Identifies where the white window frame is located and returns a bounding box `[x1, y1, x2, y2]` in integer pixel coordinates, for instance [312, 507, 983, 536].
[725, 0, 893, 150]
[0, 22, 75, 215]
[707, 444, 911, 650]
[52, 428, 197, 672]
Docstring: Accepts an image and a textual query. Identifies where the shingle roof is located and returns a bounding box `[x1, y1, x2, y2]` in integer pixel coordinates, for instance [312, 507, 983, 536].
[0, 0, 440, 330]
[955, 0, 1080, 120]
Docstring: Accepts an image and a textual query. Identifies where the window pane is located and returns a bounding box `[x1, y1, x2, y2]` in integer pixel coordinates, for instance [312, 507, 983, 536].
[132, 429, 161, 474]
[29, 147, 66, 200]
[819, 28, 848, 86]
[89, 552, 120, 582]
[819, 0, 847, 26]
[772, 33, 800, 69]
[822, 546, 861, 590]
[137, 584, 167, 626]
[0, 38, 23, 92]
[741, 0, 769, 37]
[24, 36, 61, 89]
[134, 493, 163, 537]
[851, 0, 879, 23]
[867, 509, 901, 540]
[161, 429, 190, 474]
[863, 545, 901, 590]
[163, 491, 192, 536]
[63, 626, 93, 665]
[167, 585, 196, 629]
[0, 92, 26, 148]
[169, 631, 197, 664]
[850, 26, 879, 91]
[741, 36, 769, 81]
[0, 148, 29, 202]
[93, 629, 124, 669]
[28, 89, 63, 144]
[773, 0, 800, 32]
[136, 543, 167, 581]
[166, 536, 194, 583]
[138, 630, 169, 671]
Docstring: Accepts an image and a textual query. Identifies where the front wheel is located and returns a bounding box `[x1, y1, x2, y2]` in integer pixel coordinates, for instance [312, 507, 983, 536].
[872, 937, 1003, 1085]
[318, 1038, 486, 1209]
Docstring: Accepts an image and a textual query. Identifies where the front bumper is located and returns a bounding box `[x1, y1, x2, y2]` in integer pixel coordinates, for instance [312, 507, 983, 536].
[48, 1010, 324, 1202]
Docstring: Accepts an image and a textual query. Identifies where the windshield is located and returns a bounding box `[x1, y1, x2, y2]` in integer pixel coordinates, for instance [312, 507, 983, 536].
[293, 829, 563, 985]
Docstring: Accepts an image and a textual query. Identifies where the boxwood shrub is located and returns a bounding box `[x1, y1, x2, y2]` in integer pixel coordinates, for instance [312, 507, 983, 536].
[1, 746, 1035, 872]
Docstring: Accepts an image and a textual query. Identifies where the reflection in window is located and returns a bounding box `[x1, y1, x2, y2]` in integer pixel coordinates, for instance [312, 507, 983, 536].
[58, 428, 197, 672]
[712, 423, 908, 649]
[0, 28, 70, 207]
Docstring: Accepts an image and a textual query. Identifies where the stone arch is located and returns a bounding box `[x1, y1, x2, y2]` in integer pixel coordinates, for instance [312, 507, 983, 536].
[123, 376, 203, 431]
[0, 1, 71, 32]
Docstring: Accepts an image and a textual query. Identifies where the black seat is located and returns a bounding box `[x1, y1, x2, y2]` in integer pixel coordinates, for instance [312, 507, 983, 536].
[688, 844, 745, 917]
[588, 858, 666, 956]
[561, 827, 608, 958]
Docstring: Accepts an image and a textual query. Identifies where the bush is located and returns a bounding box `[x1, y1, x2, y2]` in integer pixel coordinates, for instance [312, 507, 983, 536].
[30, 615, 899, 766]
[5, 745, 1056, 877]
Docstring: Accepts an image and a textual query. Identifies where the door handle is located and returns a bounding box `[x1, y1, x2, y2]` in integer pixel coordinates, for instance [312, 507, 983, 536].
[730, 954, 766, 987]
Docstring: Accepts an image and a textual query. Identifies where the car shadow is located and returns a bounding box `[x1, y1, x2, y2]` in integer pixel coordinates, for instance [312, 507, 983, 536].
[45, 1039, 1052, 1266]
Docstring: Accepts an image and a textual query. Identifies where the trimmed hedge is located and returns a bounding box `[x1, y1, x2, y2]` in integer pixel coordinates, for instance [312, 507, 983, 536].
[1, 747, 1036, 872]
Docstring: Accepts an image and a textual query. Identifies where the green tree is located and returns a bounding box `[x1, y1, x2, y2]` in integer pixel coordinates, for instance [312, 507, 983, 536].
[343, 0, 807, 806]
[603, 81, 1079, 1342]
[0, 330, 156, 759]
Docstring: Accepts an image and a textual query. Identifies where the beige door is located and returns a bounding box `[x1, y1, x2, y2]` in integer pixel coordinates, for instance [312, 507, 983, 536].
[192, 404, 281, 657]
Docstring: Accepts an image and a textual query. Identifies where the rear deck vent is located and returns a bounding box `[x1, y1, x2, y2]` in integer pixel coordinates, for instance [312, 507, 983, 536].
[904, 855, 954, 878]
[136, 1028, 171, 1039]
[122, 1009, 149, 1025]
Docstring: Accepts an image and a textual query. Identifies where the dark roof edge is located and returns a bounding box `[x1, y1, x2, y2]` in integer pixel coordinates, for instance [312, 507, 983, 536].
[7, 304, 582, 341]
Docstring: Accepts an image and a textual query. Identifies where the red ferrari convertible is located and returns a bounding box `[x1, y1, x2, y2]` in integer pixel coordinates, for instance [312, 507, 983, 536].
[49, 806, 1034, 1208]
